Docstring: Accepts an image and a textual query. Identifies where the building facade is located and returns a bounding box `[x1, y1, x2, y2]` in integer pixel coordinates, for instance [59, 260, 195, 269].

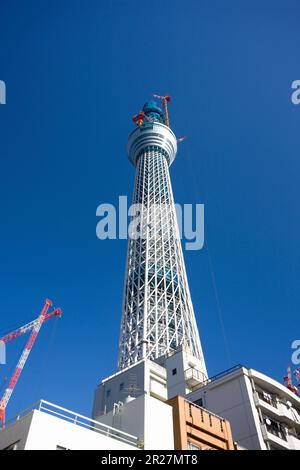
[168, 395, 235, 450]
[187, 365, 300, 450]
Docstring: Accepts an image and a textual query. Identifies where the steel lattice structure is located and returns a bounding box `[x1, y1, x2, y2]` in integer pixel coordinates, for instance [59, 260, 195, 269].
[117, 100, 207, 377]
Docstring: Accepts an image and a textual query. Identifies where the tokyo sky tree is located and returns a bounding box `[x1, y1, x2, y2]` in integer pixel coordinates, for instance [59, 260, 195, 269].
[118, 98, 207, 377]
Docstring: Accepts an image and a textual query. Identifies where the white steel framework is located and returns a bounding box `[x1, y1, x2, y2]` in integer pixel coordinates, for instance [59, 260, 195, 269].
[118, 111, 206, 377]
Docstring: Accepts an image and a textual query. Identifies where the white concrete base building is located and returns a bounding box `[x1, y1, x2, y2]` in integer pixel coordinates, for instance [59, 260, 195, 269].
[92, 358, 174, 449]
[187, 365, 300, 450]
[97, 394, 174, 450]
[0, 401, 139, 450]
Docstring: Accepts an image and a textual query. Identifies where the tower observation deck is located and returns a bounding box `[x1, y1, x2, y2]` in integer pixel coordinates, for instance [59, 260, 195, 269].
[118, 99, 207, 379]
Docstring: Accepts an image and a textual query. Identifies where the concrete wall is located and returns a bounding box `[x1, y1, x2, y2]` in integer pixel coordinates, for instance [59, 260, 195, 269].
[165, 348, 207, 399]
[98, 394, 174, 450]
[143, 395, 174, 450]
[93, 361, 146, 418]
[0, 412, 34, 450]
[93, 359, 167, 418]
[165, 350, 189, 398]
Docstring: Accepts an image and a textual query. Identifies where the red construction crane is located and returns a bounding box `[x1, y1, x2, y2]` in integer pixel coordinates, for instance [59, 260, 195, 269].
[132, 111, 146, 126]
[152, 94, 171, 127]
[284, 365, 298, 394]
[294, 368, 300, 387]
[0, 299, 61, 428]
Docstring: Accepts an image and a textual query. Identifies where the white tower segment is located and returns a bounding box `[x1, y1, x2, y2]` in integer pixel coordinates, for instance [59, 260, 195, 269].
[118, 101, 207, 378]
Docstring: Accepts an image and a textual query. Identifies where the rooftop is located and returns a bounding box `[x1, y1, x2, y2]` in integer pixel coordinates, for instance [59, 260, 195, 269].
[1, 400, 139, 448]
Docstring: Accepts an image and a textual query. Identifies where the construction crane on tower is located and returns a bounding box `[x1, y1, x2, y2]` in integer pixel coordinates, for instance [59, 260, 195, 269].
[132, 110, 147, 126]
[152, 94, 171, 127]
[132, 95, 187, 144]
[132, 94, 171, 128]
[0, 298, 61, 428]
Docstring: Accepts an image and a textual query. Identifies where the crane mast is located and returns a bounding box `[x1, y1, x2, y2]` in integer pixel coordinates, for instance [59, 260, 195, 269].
[283, 365, 298, 395]
[152, 94, 171, 127]
[0, 299, 61, 428]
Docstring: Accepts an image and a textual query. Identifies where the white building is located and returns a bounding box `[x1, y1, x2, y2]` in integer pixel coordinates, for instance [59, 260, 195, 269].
[93, 358, 168, 415]
[187, 365, 300, 450]
[92, 358, 174, 449]
[0, 400, 139, 450]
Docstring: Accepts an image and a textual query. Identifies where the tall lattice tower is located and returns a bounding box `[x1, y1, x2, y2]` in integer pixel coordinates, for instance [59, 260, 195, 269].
[118, 99, 207, 379]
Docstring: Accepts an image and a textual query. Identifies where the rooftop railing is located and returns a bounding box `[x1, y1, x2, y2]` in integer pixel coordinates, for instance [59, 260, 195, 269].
[190, 364, 245, 392]
[2, 400, 139, 448]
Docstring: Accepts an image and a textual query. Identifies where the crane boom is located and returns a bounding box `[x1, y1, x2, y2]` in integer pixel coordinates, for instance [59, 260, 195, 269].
[0, 308, 61, 344]
[0, 299, 61, 428]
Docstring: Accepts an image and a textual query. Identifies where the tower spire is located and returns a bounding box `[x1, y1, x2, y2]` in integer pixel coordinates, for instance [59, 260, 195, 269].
[118, 98, 206, 380]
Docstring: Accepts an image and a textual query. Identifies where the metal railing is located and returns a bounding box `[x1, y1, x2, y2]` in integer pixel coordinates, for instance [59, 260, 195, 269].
[265, 420, 287, 441]
[185, 368, 207, 383]
[190, 364, 245, 392]
[185, 397, 226, 422]
[2, 400, 139, 448]
[257, 390, 278, 409]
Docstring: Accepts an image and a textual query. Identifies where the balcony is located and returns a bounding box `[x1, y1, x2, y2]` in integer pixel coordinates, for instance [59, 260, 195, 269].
[261, 421, 300, 450]
[265, 420, 287, 441]
[260, 415, 292, 449]
[257, 390, 278, 409]
[277, 401, 300, 425]
[255, 388, 300, 429]
[185, 368, 207, 388]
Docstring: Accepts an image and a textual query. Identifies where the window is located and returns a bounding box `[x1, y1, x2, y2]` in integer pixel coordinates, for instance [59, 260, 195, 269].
[172, 368, 177, 376]
[106, 389, 111, 398]
[120, 383, 124, 391]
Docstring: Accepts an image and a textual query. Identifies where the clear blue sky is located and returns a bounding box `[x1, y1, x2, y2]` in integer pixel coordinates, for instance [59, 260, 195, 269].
[0, 0, 299, 419]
